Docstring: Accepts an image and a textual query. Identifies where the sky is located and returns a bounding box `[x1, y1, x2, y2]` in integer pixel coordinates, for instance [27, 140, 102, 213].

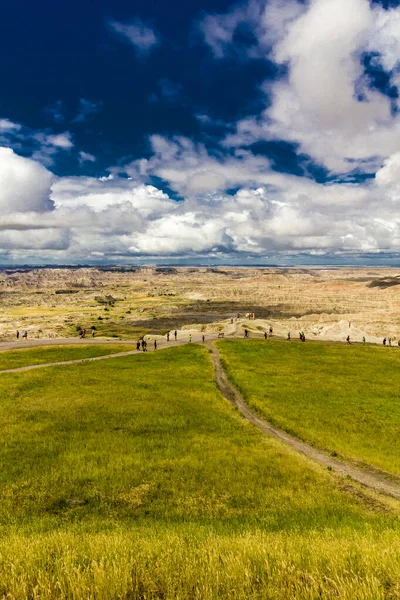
[2, 0, 400, 265]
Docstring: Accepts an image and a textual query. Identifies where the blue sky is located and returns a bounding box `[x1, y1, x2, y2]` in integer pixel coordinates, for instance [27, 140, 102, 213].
[1, 0, 400, 264]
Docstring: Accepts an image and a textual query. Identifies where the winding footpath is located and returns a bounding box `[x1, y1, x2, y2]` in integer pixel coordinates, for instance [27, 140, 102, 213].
[1, 336, 400, 501]
[209, 343, 400, 501]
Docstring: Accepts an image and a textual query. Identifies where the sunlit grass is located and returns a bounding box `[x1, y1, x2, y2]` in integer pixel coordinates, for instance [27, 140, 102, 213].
[0, 344, 135, 370]
[218, 339, 400, 476]
[0, 344, 399, 598]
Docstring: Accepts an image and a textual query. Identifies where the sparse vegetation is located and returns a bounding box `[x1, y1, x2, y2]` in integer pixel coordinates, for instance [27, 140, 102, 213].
[1, 266, 400, 342]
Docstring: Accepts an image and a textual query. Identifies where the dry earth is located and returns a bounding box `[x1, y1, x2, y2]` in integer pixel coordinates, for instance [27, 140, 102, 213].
[0, 266, 399, 343]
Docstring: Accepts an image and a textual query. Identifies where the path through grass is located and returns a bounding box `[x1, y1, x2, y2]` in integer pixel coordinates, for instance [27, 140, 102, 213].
[0, 344, 399, 599]
[218, 339, 400, 476]
[0, 344, 133, 370]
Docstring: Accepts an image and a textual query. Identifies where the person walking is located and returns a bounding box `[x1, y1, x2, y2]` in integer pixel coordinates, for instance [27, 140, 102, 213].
[383, 338, 387, 346]
[244, 329, 249, 338]
[202, 334, 205, 343]
[363, 336, 366, 344]
[16, 330, 19, 340]
[174, 330, 177, 341]
[166, 332, 170, 342]
[346, 335, 350, 344]
[287, 332, 291, 341]
[189, 334, 192, 343]
[154, 340, 157, 350]
[269, 326, 273, 335]
[264, 331, 267, 340]
[136, 340, 141, 351]
[91, 327, 95, 338]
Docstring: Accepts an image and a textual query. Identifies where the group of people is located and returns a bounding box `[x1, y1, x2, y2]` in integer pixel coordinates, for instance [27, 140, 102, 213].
[383, 337, 400, 347]
[136, 339, 149, 352]
[79, 327, 95, 339]
[16, 330, 28, 340]
[245, 312, 256, 320]
[135, 330, 207, 352]
[166, 331, 178, 342]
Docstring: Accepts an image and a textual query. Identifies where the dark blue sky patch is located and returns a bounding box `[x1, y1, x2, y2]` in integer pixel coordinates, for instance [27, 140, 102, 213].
[371, 0, 400, 8]
[327, 173, 376, 185]
[0, 0, 279, 176]
[149, 176, 185, 202]
[362, 53, 399, 106]
[249, 141, 330, 182]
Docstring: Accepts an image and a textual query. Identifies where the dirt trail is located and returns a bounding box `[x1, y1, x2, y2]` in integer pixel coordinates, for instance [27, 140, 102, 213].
[209, 342, 400, 501]
[2, 335, 400, 501]
[0, 334, 216, 374]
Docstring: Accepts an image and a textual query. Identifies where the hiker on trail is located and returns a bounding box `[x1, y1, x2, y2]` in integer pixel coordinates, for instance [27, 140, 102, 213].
[166, 332, 170, 342]
[16, 330, 19, 340]
[269, 326, 273, 335]
[22, 330, 27, 340]
[398, 340, 400, 347]
[244, 329, 249, 338]
[141, 339, 147, 352]
[264, 331, 267, 340]
[202, 335, 205, 343]
[287, 332, 291, 341]
[346, 335, 350, 344]
[189, 334, 192, 343]
[154, 340, 157, 350]
[136, 340, 141, 351]
[174, 330, 177, 341]
[389, 338, 392, 346]
[91, 327, 95, 338]
[300, 332, 305, 342]
[383, 338, 387, 346]
[363, 336, 366, 344]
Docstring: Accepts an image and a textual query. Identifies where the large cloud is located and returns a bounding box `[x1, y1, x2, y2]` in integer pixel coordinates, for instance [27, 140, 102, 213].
[1, 143, 400, 261]
[0, 148, 54, 213]
[217, 0, 400, 174]
[3, 0, 400, 262]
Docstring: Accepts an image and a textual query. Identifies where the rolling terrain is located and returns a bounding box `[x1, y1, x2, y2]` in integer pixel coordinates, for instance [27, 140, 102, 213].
[0, 340, 400, 598]
[1, 266, 400, 343]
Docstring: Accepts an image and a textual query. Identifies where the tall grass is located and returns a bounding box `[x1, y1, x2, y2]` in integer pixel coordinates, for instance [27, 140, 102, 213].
[1, 529, 400, 599]
[0, 344, 399, 598]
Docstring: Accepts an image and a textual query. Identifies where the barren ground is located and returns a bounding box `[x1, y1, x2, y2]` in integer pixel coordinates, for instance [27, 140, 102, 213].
[0, 266, 399, 343]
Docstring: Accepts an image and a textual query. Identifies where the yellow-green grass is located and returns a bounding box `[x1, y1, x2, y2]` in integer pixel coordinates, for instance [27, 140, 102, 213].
[0, 344, 134, 370]
[0, 344, 399, 599]
[218, 339, 400, 476]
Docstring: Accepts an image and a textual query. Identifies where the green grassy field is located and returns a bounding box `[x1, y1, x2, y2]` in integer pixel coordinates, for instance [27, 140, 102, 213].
[218, 339, 400, 476]
[0, 344, 400, 599]
[0, 344, 135, 370]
